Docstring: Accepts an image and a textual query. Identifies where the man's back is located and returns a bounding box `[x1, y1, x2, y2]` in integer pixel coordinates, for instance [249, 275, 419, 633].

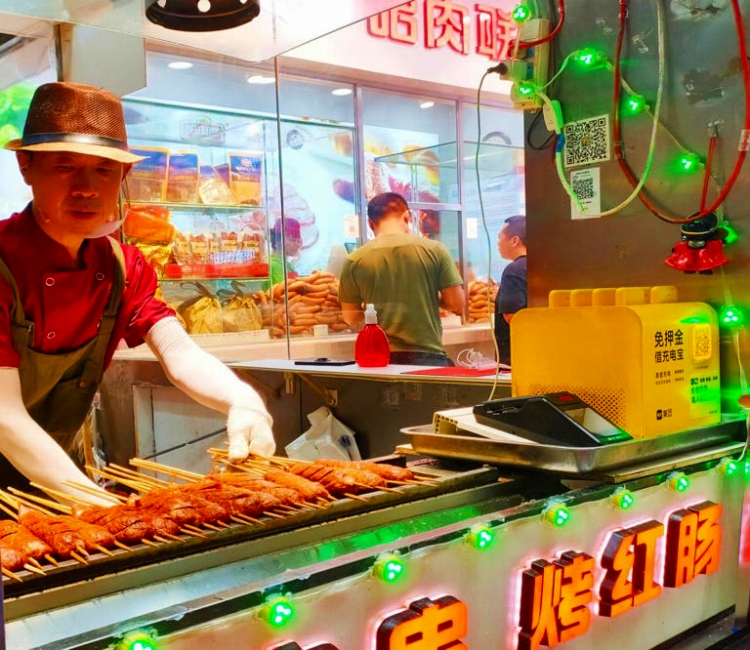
[339, 233, 462, 353]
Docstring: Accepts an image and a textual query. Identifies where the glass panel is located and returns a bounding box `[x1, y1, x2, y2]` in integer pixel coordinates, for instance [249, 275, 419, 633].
[0, 33, 57, 217]
[0, 0, 409, 64]
[122, 47, 282, 343]
[362, 89, 458, 206]
[461, 103, 525, 285]
[272, 72, 357, 339]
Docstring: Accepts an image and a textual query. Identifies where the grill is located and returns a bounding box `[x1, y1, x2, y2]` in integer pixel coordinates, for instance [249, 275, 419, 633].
[1, 454, 500, 602]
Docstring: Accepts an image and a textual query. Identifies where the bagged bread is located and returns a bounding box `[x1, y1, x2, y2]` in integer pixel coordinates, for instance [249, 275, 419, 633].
[177, 282, 223, 334]
[219, 281, 263, 332]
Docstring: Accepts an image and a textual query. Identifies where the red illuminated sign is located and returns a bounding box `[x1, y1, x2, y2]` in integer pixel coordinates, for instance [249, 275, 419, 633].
[517, 501, 723, 649]
[518, 552, 595, 650]
[367, 0, 516, 61]
[271, 644, 339, 650]
[376, 595, 468, 649]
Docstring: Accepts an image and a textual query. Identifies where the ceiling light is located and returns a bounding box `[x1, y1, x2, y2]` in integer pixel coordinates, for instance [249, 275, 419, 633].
[331, 88, 353, 96]
[247, 75, 275, 84]
[167, 61, 193, 70]
[420, 101, 435, 109]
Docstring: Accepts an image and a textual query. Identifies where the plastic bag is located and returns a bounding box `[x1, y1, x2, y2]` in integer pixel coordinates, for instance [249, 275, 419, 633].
[285, 406, 361, 461]
[218, 281, 263, 332]
[178, 282, 223, 334]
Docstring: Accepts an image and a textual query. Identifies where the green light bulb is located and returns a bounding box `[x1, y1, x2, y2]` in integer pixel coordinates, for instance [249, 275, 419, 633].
[719, 305, 744, 329]
[263, 596, 295, 628]
[625, 95, 646, 115]
[544, 504, 571, 527]
[373, 554, 406, 583]
[117, 631, 157, 650]
[575, 48, 606, 68]
[517, 82, 536, 97]
[619, 492, 634, 510]
[677, 152, 702, 173]
[722, 222, 739, 245]
[466, 525, 495, 550]
[511, 3, 531, 22]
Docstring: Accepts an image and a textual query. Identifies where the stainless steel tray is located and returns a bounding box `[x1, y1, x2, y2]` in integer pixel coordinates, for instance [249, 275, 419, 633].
[402, 418, 747, 477]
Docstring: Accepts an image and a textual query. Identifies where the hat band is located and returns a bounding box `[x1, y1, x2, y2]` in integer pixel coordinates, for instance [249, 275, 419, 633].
[21, 132, 130, 152]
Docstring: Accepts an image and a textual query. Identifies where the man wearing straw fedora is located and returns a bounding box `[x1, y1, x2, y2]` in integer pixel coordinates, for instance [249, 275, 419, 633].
[0, 82, 275, 504]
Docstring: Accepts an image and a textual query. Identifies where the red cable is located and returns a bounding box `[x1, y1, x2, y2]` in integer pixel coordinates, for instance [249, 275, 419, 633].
[613, 0, 750, 224]
[517, 0, 565, 49]
[700, 135, 717, 211]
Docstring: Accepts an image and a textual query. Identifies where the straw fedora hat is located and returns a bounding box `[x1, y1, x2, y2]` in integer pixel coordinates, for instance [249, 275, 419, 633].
[4, 82, 144, 164]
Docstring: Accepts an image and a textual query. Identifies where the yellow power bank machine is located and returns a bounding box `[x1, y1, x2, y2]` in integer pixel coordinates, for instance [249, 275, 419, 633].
[510, 285, 721, 438]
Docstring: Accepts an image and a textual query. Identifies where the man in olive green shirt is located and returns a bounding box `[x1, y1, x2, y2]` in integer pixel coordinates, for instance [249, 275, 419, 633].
[339, 193, 465, 366]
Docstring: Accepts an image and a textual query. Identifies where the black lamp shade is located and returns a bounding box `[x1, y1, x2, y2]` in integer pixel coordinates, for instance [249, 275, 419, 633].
[146, 0, 261, 32]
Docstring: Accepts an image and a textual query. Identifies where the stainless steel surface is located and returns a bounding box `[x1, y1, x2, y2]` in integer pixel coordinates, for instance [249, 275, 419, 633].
[403, 418, 747, 478]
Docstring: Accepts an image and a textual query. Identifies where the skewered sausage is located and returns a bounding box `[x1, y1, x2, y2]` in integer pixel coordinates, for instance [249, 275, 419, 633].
[18, 508, 87, 558]
[262, 468, 331, 502]
[0, 519, 51, 560]
[317, 458, 415, 482]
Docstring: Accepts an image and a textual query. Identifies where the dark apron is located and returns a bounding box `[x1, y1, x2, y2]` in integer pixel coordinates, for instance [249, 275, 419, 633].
[0, 237, 125, 489]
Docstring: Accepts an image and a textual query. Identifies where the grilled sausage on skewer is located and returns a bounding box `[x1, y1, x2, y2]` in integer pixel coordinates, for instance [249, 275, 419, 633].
[317, 458, 415, 482]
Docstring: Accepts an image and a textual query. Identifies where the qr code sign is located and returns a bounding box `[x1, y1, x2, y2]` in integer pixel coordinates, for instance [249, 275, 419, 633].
[564, 114, 611, 168]
[571, 174, 595, 200]
[692, 324, 712, 361]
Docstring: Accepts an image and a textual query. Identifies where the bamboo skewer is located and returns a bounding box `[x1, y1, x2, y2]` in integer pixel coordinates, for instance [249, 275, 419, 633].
[109, 464, 172, 487]
[23, 563, 47, 576]
[57, 480, 122, 504]
[8, 488, 71, 515]
[130, 458, 204, 482]
[2, 567, 22, 582]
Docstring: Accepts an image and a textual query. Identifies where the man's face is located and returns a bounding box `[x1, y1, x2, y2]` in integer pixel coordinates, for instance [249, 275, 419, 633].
[18, 150, 125, 237]
[497, 224, 517, 260]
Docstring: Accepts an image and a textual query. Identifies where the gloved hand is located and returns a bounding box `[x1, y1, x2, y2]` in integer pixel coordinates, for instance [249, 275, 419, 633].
[146, 317, 278, 461]
[227, 405, 276, 461]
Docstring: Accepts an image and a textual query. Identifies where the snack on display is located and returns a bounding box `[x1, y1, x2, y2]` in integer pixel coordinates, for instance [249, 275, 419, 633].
[219, 281, 263, 332]
[198, 165, 234, 205]
[467, 278, 497, 323]
[123, 204, 176, 278]
[177, 282, 223, 334]
[252, 271, 350, 338]
[166, 152, 200, 203]
[128, 147, 169, 202]
[228, 153, 262, 206]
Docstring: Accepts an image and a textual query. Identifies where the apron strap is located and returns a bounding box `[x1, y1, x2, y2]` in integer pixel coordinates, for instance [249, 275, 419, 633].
[0, 253, 34, 347]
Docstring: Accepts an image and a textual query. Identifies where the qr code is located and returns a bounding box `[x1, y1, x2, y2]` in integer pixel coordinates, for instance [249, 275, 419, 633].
[564, 114, 611, 168]
[693, 324, 711, 361]
[571, 175, 595, 200]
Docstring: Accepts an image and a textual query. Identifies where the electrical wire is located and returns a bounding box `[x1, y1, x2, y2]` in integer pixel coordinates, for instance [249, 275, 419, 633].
[614, 0, 750, 224]
[516, 0, 566, 49]
[700, 133, 718, 211]
[538, 0, 665, 217]
[474, 70, 504, 400]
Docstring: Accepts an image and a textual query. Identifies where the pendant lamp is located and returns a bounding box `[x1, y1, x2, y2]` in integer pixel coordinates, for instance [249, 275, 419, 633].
[146, 0, 261, 32]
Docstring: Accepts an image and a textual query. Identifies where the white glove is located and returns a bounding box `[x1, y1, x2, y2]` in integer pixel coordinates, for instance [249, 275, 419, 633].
[227, 405, 276, 461]
[146, 317, 277, 459]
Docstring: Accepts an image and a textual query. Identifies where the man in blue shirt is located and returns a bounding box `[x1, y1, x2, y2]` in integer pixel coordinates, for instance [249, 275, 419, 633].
[494, 215, 527, 366]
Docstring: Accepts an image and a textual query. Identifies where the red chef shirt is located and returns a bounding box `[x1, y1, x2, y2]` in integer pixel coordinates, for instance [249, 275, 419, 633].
[0, 206, 175, 369]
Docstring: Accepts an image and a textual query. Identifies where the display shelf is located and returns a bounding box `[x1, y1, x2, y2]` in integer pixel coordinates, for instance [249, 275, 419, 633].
[130, 200, 265, 211]
[375, 140, 523, 175]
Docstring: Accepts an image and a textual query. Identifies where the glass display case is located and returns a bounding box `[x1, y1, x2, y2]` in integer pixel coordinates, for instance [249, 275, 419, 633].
[122, 96, 357, 340]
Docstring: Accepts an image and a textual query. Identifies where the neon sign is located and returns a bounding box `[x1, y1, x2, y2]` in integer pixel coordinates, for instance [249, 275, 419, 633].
[518, 501, 723, 649]
[376, 596, 468, 649]
[367, 0, 517, 62]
